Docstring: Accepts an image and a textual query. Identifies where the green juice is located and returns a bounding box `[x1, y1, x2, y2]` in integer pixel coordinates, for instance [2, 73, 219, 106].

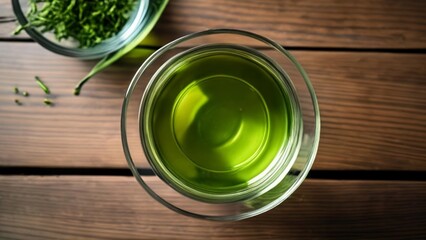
[143, 44, 297, 202]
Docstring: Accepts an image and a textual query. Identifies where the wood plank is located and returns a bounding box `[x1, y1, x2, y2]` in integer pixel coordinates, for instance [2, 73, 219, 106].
[297, 52, 426, 170]
[0, 176, 424, 239]
[1, 0, 426, 48]
[0, 42, 425, 170]
[0, 43, 146, 168]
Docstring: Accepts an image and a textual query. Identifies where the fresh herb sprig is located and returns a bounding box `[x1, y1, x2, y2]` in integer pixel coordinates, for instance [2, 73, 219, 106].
[73, 0, 169, 95]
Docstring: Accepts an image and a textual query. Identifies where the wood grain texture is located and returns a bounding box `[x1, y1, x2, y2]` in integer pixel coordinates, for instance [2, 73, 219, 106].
[1, 0, 426, 48]
[0, 176, 425, 239]
[0, 43, 145, 168]
[0, 42, 425, 170]
[296, 52, 426, 170]
[0, 0, 20, 39]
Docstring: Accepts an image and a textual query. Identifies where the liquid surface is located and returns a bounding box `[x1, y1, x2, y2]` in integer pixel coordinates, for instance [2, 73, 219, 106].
[145, 45, 293, 200]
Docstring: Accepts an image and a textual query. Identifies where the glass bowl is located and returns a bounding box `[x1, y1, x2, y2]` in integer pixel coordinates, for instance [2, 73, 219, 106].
[12, 0, 161, 59]
[121, 29, 320, 221]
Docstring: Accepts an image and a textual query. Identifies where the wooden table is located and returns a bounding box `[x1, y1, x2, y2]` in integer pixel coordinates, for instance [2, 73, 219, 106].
[1, 0, 425, 239]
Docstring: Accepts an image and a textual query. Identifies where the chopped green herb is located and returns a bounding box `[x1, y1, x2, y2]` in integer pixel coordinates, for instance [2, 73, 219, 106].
[43, 98, 53, 106]
[22, 91, 30, 97]
[35, 76, 50, 94]
[14, 87, 19, 94]
[15, 0, 137, 48]
[14, 99, 22, 105]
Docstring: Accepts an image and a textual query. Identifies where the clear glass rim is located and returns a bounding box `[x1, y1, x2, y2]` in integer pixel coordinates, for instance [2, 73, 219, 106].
[12, 0, 149, 59]
[121, 28, 321, 221]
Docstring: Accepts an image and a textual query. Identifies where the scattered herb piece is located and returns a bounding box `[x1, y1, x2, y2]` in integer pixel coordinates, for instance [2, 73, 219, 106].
[35, 76, 50, 94]
[22, 91, 30, 97]
[13, 86, 19, 94]
[43, 98, 53, 106]
[14, 99, 22, 105]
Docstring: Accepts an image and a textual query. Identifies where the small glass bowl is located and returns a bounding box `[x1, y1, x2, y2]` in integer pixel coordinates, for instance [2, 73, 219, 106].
[121, 29, 320, 221]
[12, 0, 152, 59]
